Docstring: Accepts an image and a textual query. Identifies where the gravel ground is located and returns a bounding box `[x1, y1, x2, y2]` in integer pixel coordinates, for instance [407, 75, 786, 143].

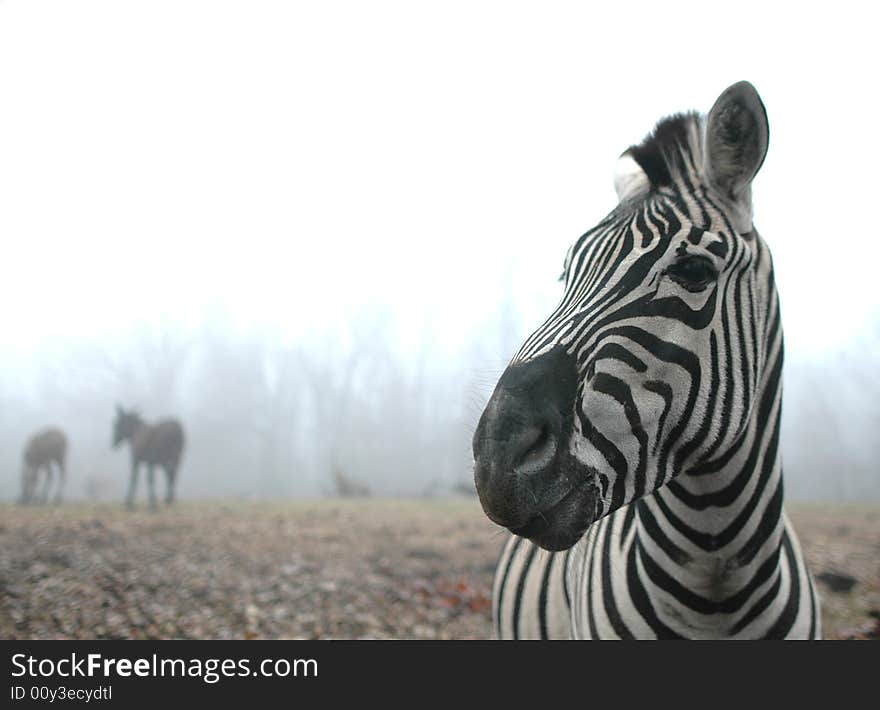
[0, 499, 877, 639]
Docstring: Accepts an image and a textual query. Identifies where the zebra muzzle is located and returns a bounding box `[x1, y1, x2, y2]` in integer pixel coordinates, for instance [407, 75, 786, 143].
[473, 345, 594, 549]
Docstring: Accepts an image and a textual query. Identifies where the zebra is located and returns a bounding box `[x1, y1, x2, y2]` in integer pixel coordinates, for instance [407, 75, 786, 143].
[472, 81, 821, 639]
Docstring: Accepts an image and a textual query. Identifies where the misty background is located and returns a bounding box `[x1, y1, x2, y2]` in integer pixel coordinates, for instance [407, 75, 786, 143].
[0, 1, 877, 503]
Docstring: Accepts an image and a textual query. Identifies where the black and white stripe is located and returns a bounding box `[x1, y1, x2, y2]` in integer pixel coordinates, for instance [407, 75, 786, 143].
[478, 82, 821, 639]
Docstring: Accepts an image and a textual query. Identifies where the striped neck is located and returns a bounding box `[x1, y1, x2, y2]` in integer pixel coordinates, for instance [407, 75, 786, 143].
[634, 267, 786, 626]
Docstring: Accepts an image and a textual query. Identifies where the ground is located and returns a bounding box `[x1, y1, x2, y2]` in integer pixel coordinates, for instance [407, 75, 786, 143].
[0, 499, 877, 640]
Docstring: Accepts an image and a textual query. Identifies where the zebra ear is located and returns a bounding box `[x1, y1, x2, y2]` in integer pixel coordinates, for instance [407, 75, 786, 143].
[704, 81, 769, 208]
[614, 153, 651, 203]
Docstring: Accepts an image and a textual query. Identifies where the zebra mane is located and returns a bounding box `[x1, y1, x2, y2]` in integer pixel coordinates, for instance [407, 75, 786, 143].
[624, 111, 701, 190]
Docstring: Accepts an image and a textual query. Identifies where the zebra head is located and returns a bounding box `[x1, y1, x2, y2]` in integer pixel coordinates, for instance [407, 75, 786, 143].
[473, 82, 773, 551]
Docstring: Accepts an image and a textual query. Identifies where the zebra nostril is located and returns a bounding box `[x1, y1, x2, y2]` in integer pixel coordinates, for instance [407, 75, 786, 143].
[512, 425, 557, 475]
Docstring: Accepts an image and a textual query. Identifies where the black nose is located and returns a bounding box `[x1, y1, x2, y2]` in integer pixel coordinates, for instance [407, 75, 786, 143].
[472, 345, 577, 527]
[508, 424, 556, 474]
[473, 399, 560, 492]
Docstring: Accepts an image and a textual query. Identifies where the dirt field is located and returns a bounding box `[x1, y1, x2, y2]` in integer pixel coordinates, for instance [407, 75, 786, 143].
[0, 499, 877, 639]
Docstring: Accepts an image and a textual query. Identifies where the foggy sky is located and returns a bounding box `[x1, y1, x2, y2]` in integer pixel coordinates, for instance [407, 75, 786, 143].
[1, 1, 877, 502]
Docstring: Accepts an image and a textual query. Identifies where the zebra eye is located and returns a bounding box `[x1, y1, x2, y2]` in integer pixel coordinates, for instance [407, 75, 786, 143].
[666, 255, 718, 292]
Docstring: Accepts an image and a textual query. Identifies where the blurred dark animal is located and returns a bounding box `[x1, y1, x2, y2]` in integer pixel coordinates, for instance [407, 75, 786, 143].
[816, 571, 858, 593]
[113, 405, 185, 508]
[20, 427, 68, 504]
[332, 466, 370, 498]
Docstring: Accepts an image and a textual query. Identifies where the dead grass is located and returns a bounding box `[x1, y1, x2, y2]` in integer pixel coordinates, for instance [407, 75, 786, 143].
[0, 499, 876, 639]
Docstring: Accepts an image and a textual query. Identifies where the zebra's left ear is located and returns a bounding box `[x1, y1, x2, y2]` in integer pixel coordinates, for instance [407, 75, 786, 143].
[703, 81, 769, 226]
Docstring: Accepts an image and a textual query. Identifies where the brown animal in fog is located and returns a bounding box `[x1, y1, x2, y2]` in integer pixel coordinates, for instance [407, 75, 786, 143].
[112, 405, 185, 508]
[21, 427, 68, 504]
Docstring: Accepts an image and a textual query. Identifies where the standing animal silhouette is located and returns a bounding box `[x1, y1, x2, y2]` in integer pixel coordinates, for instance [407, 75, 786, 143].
[112, 406, 185, 508]
[21, 427, 68, 504]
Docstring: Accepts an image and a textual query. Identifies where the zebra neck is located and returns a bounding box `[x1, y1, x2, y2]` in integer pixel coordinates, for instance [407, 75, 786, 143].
[636, 367, 786, 608]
